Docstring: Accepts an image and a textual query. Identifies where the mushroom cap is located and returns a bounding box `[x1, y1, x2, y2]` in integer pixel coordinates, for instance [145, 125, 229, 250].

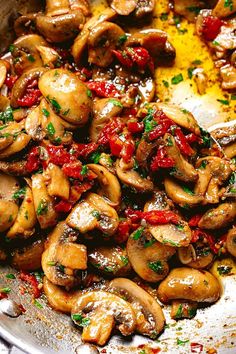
[38, 69, 92, 126]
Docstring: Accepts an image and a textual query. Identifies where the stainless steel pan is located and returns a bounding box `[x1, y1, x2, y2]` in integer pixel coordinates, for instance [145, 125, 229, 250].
[0, 1, 236, 353]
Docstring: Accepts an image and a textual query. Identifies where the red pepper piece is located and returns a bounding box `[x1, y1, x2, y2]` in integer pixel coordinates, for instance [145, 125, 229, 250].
[127, 47, 154, 72]
[17, 88, 41, 107]
[87, 81, 119, 98]
[0, 292, 8, 300]
[19, 271, 41, 298]
[148, 113, 174, 141]
[72, 142, 98, 158]
[4, 74, 18, 89]
[54, 200, 73, 213]
[185, 133, 201, 143]
[98, 118, 125, 145]
[142, 210, 180, 225]
[202, 16, 224, 41]
[80, 67, 92, 80]
[112, 50, 133, 68]
[191, 342, 203, 353]
[123, 107, 138, 117]
[120, 139, 135, 163]
[191, 229, 218, 254]
[150, 146, 175, 171]
[26, 146, 40, 173]
[125, 208, 143, 223]
[109, 134, 123, 157]
[115, 220, 131, 244]
[47, 145, 73, 166]
[174, 127, 195, 156]
[127, 121, 144, 133]
[62, 161, 83, 179]
[189, 214, 203, 227]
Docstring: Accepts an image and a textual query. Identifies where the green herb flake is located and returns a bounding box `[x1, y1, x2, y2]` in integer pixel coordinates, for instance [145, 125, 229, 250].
[47, 261, 56, 266]
[160, 13, 168, 21]
[144, 239, 156, 248]
[6, 274, 16, 279]
[8, 215, 13, 222]
[108, 99, 123, 108]
[36, 199, 48, 216]
[188, 307, 197, 318]
[224, 0, 233, 11]
[42, 108, 50, 117]
[46, 122, 55, 137]
[13, 186, 26, 200]
[182, 186, 194, 195]
[58, 264, 65, 273]
[199, 160, 207, 169]
[171, 73, 183, 85]
[217, 99, 229, 106]
[231, 94, 236, 100]
[120, 256, 129, 266]
[167, 136, 173, 146]
[0, 107, 14, 124]
[176, 223, 184, 231]
[9, 44, 15, 53]
[27, 54, 35, 62]
[81, 165, 88, 176]
[187, 6, 201, 14]
[177, 338, 189, 346]
[132, 227, 144, 240]
[91, 210, 101, 219]
[188, 67, 195, 79]
[212, 40, 220, 46]
[63, 108, 70, 116]
[0, 287, 11, 294]
[175, 304, 183, 319]
[192, 59, 202, 65]
[72, 313, 90, 327]
[148, 260, 163, 274]
[162, 80, 169, 88]
[139, 350, 146, 354]
[90, 151, 101, 164]
[118, 34, 128, 45]
[47, 96, 61, 114]
[34, 300, 43, 309]
[87, 89, 92, 98]
[181, 108, 189, 114]
[24, 210, 29, 220]
[217, 265, 232, 275]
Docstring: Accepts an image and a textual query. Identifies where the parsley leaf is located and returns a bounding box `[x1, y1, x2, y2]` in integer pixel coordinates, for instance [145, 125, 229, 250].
[132, 227, 144, 240]
[171, 73, 183, 85]
[148, 261, 163, 274]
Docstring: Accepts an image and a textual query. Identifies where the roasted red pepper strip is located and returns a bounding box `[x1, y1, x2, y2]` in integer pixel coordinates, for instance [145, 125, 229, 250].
[188, 214, 203, 227]
[185, 133, 201, 144]
[201, 16, 224, 41]
[127, 121, 144, 133]
[174, 127, 195, 156]
[87, 81, 119, 98]
[47, 145, 73, 166]
[191, 229, 218, 254]
[19, 271, 41, 298]
[191, 343, 203, 353]
[120, 139, 135, 163]
[150, 146, 175, 171]
[54, 200, 73, 213]
[98, 118, 125, 145]
[109, 134, 123, 157]
[62, 161, 83, 179]
[113, 47, 154, 72]
[26, 146, 41, 173]
[0, 292, 8, 300]
[112, 49, 133, 68]
[71, 142, 98, 158]
[17, 88, 41, 107]
[125, 208, 180, 225]
[4, 74, 18, 89]
[115, 220, 131, 244]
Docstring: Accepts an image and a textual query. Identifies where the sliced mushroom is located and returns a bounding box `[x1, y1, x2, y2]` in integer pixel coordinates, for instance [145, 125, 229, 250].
[212, 0, 236, 18]
[88, 21, 125, 67]
[38, 69, 92, 126]
[174, 0, 206, 21]
[0, 60, 8, 89]
[195, 156, 232, 204]
[45, 163, 70, 200]
[66, 193, 119, 236]
[36, 11, 85, 43]
[127, 227, 175, 282]
[11, 239, 44, 270]
[220, 64, 236, 90]
[116, 158, 153, 192]
[36, 45, 60, 68]
[164, 177, 204, 207]
[71, 290, 136, 345]
[31, 173, 58, 229]
[164, 134, 198, 182]
[11, 34, 48, 75]
[135, 139, 157, 169]
[14, 13, 38, 37]
[46, 0, 70, 16]
[110, 0, 155, 18]
[90, 98, 123, 142]
[0, 136, 14, 152]
[0, 200, 18, 232]
[0, 172, 19, 200]
[43, 276, 79, 313]
[157, 267, 221, 303]
[109, 0, 137, 16]
[11, 67, 47, 108]
[42, 222, 81, 287]
[109, 278, 165, 338]
[170, 300, 198, 320]
[7, 186, 37, 239]
[56, 242, 87, 270]
[0, 160, 28, 176]
[72, 8, 117, 64]
[0, 134, 31, 159]
[198, 202, 236, 229]
[25, 106, 45, 141]
[87, 164, 121, 207]
[88, 245, 131, 277]
[226, 227, 236, 257]
[178, 242, 214, 269]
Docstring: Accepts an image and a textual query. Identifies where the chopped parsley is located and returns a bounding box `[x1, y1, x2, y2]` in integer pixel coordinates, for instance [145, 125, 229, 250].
[143, 109, 157, 133]
[162, 80, 169, 88]
[6, 274, 16, 279]
[177, 338, 189, 345]
[9, 44, 15, 53]
[167, 136, 173, 146]
[72, 313, 90, 327]
[175, 304, 183, 319]
[188, 67, 195, 79]
[81, 165, 88, 175]
[200, 127, 212, 148]
[27, 54, 35, 62]
[13, 186, 26, 200]
[224, 0, 233, 11]
[148, 260, 163, 274]
[144, 238, 156, 248]
[182, 186, 194, 195]
[231, 94, 236, 100]
[47, 96, 61, 114]
[24, 210, 29, 220]
[8, 215, 13, 222]
[0, 287, 11, 293]
[63, 108, 70, 116]
[199, 160, 207, 169]
[47, 261, 56, 266]
[132, 227, 144, 240]
[160, 13, 168, 21]
[108, 99, 123, 108]
[42, 108, 50, 117]
[217, 265, 232, 275]
[118, 34, 128, 44]
[217, 99, 229, 106]
[120, 255, 129, 266]
[34, 300, 43, 309]
[188, 307, 197, 318]
[46, 122, 55, 137]
[87, 89, 92, 98]
[187, 6, 201, 14]
[192, 59, 202, 65]
[0, 107, 14, 124]
[90, 151, 101, 164]
[91, 210, 101, 219]
[36, 199, 48, 215]
[171, 73, 183, 85]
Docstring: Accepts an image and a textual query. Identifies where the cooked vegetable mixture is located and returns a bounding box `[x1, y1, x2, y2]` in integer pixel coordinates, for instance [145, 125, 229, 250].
[0, 0, 235, 348]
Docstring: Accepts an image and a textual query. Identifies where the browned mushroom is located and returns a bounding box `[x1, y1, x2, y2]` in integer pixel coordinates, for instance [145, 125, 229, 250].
[170, 300, 198, 320]
[11, 239, 45, 270]
[226, 227, 236, 257]
[198, 202, 236, 229]
[212, 0, 236, 18]
[109, 0, 155, 18]
[71, 290, 136, 345]
[178, 241, 214, 269]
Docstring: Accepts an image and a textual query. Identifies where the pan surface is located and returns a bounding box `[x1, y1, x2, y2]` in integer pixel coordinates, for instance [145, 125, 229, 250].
[0, 0, 236, 353]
